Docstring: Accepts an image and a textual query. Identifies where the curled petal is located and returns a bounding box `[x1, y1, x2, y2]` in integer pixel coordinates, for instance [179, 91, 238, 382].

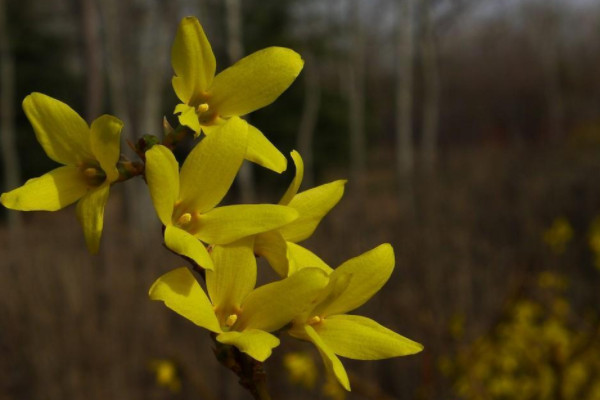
[216, 329, 280, 362]
[210, 47, 303, 117]
[90, 115, 123, 182]
[316, 314, 423, 360]
[291, 324, 350, 391]
[238, 268, 329, 332]
[246, 124, 287, 173]
[1, 166, 88, 211]
[287, 242, 333, 276]
[206, 237, 256, 317]
[171, 17, 216, 103]
[179, 117, 247, 213]
[76, 183, 110, 254]
[317, 244, 395, 317]
[280, 180, 346, 243]
[149, 267, 221, 333]
[254, 231, 289, 277]
[197, 204, 298, 245]
[164, 225, 214, 270]
[279, 150, 304, 205]
[23, 93, 93, 165]
[174, 103, 202, 134]
[145, 145, 179, 226]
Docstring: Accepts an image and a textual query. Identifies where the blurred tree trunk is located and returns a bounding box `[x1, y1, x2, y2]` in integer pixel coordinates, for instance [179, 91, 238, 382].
[396, 0, 416, 198]
[296, 51, 320, 188]
[347, 0, 367, 193]
[420, 0, 440, 175]
[80, 0, 103, 121]
[539, 17, 564, 141]
[0, 0, 22, 231]
[100, 0, 138, 225]
[226, 0, 255, 203]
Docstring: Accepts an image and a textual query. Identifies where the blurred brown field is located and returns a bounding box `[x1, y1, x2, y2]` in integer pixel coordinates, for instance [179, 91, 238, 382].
[2, 0, 600, 398]
[2, 142, 600, 399]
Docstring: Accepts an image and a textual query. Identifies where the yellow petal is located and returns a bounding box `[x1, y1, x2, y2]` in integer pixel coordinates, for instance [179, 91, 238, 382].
[179, 117, 247, 213]
[216, 329, 280, 362]
[279, 180, 346, 243]
[287, 242, 333, 276]
[145, 145, 179, 226]
[237, 268, 329, 332]
[206, 237, 256, 318]
[76, 183, 110, 254]
[292, 324, 350, 391]
[164, 225, 214, 270]
[171, 17, 216, 103]
[246, 124, 287, 173]
[316, 314, 423, 360]
[90, 115, 123, 182]
[197, 204, 298, 245]
[1, 166, 88, 211]
[209, 47, 303, 117]
[149, 267, 221, 333]
[254, 231, 289, 277]
[279, 150, 303, 205]
[317, 244, 395, 317]
[174, 103, 202, 134]
[23, 93, 93, 165]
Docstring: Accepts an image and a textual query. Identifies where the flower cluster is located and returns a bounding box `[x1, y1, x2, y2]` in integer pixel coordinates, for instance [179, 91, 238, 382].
[1, 16, 422, 392]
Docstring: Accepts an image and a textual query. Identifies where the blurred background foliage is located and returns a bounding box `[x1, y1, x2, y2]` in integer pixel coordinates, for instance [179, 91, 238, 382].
[1, 0, 600, 399]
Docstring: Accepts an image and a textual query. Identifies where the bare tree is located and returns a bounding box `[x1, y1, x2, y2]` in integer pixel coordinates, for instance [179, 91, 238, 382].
[80, 0, 103, 121]
[396, 0, 416, 189]
[0, 0, 22, 231]
[420, 0, 440, 175]
[226, 0, 255, 203]
[296, 51, 320, 188]
[347, 0, 367, 192]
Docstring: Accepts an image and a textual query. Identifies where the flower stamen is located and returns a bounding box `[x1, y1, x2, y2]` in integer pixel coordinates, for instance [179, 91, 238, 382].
[307, 315, 322, 326]
[225, 313, 238, 327]
[176, 213, 192, 226]
[197, 103, 209, 113]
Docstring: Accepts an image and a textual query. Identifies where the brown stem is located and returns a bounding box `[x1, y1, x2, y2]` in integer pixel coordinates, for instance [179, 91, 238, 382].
[212, 337, 272, 400]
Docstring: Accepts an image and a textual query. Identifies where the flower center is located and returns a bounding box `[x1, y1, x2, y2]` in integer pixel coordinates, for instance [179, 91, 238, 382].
[80, 164, 106, 187]
[195, 102, 218, 125]
[307, 316, 322, 326]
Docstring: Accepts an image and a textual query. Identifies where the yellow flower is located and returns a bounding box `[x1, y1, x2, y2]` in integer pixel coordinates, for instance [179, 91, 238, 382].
[283, 352, 318, 389]
[1, 93, 123, 253]
[289, 244, 423, 390]
[149, 237, 329, 361]
[145, 117, 298, 270]
[171, 16, 304, 173]
[542, 217, 573, 255]
[255, 151, 346, 277]
[148, 359, 181, 393]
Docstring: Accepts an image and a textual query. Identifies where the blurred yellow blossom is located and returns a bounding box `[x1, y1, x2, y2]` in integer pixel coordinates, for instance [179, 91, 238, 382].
[149, 359, 181, 393]
[543, 217, 573, 255]
[283, 352, 318, 389]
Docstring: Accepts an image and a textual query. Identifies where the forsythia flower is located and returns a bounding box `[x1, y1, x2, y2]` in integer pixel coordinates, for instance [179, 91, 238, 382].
[289, 244, 423, 390]
[255, 151, 346, 277]
[148, 359, 181, 393]
[145, 117, 298, 270]
[1, 93, 123, 253]
[171, 16, 303, 173]
[149, 237, 330, 361]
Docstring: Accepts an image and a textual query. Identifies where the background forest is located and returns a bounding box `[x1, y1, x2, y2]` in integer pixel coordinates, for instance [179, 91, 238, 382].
[1, 0, 600, 399]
